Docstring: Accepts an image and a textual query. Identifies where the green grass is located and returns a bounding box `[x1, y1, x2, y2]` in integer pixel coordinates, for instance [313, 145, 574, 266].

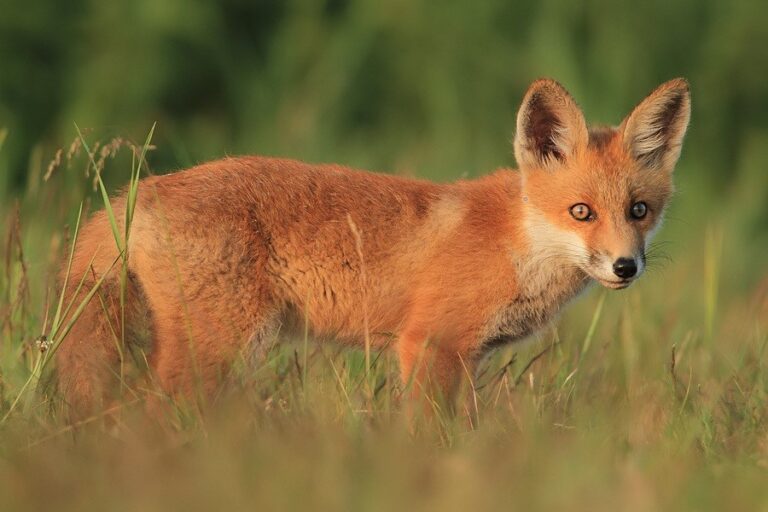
[0, 137, 767, 512]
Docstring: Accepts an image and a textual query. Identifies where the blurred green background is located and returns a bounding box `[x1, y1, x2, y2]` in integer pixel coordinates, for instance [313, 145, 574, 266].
[1, 0, 766, 188]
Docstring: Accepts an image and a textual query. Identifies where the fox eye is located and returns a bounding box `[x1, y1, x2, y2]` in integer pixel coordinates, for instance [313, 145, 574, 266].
[630, 201, 648, 219]
[570, 203, 593, 221]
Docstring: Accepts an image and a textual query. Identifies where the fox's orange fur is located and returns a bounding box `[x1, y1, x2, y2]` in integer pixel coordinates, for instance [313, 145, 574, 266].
[57, 78, 691, 415]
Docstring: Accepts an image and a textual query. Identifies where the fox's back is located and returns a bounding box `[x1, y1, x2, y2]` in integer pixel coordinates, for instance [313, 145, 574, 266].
[127, 156, 459, 340]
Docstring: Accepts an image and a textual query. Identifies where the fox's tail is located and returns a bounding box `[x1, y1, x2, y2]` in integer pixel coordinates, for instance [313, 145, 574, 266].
[56, 201, 149, 417]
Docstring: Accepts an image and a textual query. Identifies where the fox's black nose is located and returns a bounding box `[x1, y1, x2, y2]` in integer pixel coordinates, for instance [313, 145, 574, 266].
[612, 258, 638, 279]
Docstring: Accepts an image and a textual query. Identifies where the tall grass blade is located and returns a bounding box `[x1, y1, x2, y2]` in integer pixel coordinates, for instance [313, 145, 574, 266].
[580, 291, 606, 358]
[49, 202, 84, 337]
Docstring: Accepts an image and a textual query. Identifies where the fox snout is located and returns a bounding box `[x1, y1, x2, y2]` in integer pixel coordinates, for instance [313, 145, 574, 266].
[586, 248, 646, 289]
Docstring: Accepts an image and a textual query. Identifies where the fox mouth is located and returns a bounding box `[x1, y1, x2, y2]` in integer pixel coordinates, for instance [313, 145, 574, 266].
[594, 277, 633, 290]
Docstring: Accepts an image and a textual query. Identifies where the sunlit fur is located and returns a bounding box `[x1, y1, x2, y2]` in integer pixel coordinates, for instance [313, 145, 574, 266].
[517, 78, 690, 289]
[57, 79, 690, 416]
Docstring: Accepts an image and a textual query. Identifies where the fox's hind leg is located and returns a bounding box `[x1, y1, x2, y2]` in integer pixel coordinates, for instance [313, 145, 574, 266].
[142, 292, 279, 412]
[126, 192, 281, 413]
[56, 207, 152, 419]
[57, 267, 150, 418]
[57, 277, 118, 417]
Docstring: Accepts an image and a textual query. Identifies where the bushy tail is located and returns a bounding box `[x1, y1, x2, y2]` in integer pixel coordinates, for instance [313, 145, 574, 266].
[56, 204, 149, 417]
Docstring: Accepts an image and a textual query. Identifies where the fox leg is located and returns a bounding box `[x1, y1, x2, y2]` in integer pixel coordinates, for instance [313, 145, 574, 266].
[56, 278, 120, 417]
[146, 300, 277, 411]
[57, 270, 148, 418]
[396, 328, 475, 414]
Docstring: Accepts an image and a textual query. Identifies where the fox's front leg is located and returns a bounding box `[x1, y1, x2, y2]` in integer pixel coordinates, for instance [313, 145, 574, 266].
[396, 326, 476, 415]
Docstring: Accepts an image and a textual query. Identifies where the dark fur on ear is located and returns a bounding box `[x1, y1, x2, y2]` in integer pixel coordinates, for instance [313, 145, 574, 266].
[514, 79, 588, 170]
[621, 78, 691, 171]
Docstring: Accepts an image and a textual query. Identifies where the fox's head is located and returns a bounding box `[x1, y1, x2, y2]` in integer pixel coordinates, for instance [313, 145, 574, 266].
[514, 78, 691, 289]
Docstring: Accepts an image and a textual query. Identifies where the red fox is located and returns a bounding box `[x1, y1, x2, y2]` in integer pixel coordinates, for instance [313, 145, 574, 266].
[57, 78, 690, 415]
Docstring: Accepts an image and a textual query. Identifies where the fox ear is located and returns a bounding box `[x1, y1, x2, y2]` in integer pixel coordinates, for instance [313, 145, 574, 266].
[621, 78, 691, 171]
[514, 79, 588, 170]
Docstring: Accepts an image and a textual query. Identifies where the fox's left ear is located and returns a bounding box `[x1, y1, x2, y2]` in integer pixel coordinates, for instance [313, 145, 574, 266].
[621, 78, 691, 171]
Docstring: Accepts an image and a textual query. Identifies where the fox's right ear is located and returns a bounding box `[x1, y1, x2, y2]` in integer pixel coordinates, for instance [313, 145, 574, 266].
[514, 79, 588, 170]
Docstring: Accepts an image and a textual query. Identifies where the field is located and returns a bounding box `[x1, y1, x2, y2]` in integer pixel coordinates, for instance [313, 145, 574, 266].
[1, 1, 768, 510]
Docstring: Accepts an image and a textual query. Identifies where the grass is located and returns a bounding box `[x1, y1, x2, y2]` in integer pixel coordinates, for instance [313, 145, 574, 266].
[0, 134, 767, 512]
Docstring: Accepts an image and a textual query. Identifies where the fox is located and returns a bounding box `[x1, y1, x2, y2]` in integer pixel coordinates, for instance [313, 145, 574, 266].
[57, 78, 691, 416]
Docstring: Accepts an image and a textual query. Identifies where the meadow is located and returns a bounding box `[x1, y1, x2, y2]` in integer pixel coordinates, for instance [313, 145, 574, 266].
[1, 1, 768, 510]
